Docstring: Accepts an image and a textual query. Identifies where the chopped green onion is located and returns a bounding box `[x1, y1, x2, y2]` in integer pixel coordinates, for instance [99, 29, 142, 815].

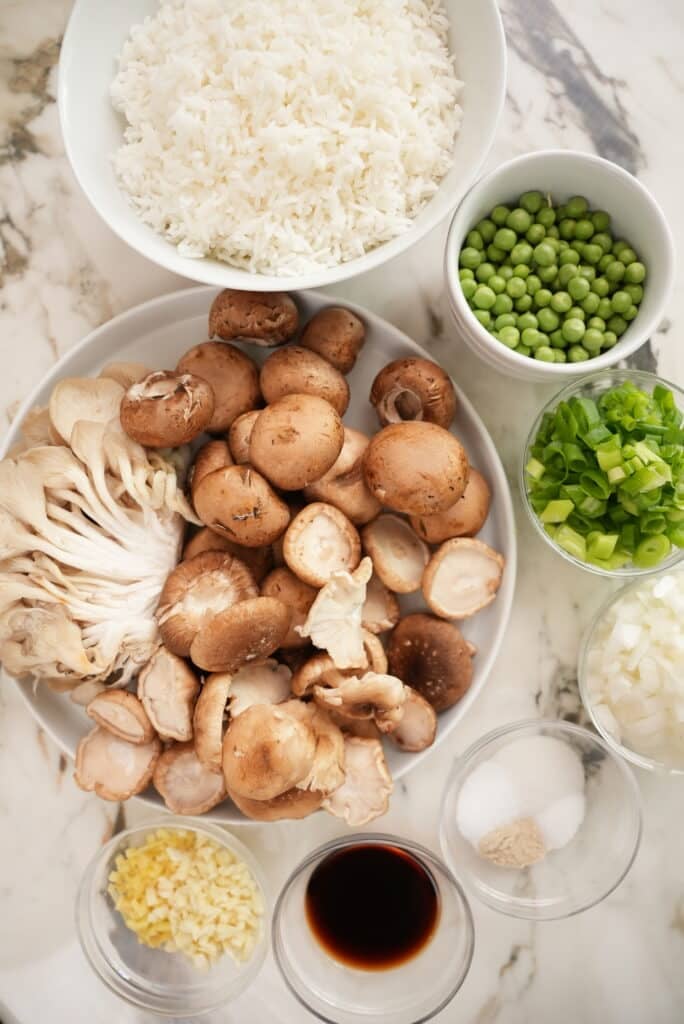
[526, 457, 545, 480]
[540, 499, 574, 523]
[555, 524, 587, 561]
[587, 533, 619, 560]
[633, 535, 671, 568]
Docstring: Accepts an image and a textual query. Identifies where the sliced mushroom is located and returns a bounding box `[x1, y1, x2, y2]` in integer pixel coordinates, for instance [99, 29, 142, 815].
[260, 347, 350, 416]
[153, 742, 227, 814]
[370, 357, 456, 429]
[99, 361, 151, 389]
[74, 726, 160, 801]
[422, 538, 504, 619]
[362, 514, 429, 594]
[314, 671, 406, 734]
[363, 422, 469, 515]
[190, 439, 233, 504]
[228, 409, 261, 464]
[283, 502, 361, 587]
[182, 527, 273, 582]
[49, 377, 124, 444]
[137, 647, 200, 741]
[300, 307, 365, 374]
[209, 289, 298, 347]
[228, 786, 324, 822]
[361, 573, 401, 634]
[193, 674, 232, 773]
[86, 689, 155, 745]
[190, 596, 291, 673]
[193, 464, 291, 547]
[228, 659, 292, 717]
[120, 370, 214, 447]
[156, 551, 258, 656]
[296, 557, 372, 668]
[323, 737, 392, 827]
[389, 687, 437, 752]
[387, 613, 473, 712]
[249, 393, 344, 491]
[176, 341, 260, 432]
[303, 428, 381, 525]
[410, 469, 491, 543]
[222, 702, 316, 800]
[260, 568, 317, 648]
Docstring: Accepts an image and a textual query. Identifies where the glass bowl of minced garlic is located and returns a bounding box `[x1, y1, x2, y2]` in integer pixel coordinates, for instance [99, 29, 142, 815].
[76, 818, 268, 1015]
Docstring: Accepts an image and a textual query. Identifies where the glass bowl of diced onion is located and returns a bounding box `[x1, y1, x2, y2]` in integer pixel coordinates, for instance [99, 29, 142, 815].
[521, 369, 684, 577]
[75, 818, 269, 1016]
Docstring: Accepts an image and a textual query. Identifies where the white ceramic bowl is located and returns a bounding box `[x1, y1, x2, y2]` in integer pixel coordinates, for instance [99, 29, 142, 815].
[58, 0, 506, 292]
[444, 150, 675, 383]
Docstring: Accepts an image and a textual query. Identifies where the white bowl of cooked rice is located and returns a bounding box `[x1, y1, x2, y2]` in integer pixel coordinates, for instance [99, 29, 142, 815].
[59, 0, 506, 290]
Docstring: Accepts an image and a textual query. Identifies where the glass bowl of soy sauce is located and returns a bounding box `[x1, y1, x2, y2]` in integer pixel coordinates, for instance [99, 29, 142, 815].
[272, 834, 474, 1024]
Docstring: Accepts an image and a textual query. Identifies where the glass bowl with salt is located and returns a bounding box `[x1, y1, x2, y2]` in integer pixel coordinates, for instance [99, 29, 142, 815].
[439, 719, 642, 920]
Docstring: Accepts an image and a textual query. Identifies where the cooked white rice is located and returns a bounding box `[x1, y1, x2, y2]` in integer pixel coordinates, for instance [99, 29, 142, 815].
[111, 0, 462, 275]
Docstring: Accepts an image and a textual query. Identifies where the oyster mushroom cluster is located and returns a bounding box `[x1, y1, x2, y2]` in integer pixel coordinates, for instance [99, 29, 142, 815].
[3, 288, 505, 824]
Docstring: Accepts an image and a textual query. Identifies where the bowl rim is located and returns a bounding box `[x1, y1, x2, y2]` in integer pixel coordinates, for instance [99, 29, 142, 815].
[444, 148, 676, 377]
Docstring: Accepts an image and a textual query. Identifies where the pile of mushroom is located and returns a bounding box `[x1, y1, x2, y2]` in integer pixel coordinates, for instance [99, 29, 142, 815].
[1, 288, 505, 825]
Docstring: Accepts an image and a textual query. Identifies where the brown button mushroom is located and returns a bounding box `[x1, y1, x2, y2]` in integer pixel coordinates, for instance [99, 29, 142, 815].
[299, 307, 365, 374]
[283, 502, 361, 588]
[303, 428, 382, 525]
[156, 551, 258, 656]
[249, 393, 344, 491]
[190, 439, 233, 504]
[86, 689, 155, 745]
[209, 289, 298, 347]
[260, 568, 317, 648]
[137, 646, 201, 742]
[361, 573, 401, 634]
[153, 742, 227, 815]
[389, 687, 438, 752]
[227, 659, 292, 717]
[410, 469, 491, 543]
[322, 736, 393, 827]
[370, 357, 457, 429]
[120, 370, 215, 447]
[259, 347, 350, 416]
[363, 422, 469, 516]
[193, 674, 232, 773]
[387, 613, 474, 712]
[313, 672, 406, 734]
[176, 341, 260, 433]
[362, 514, 429, 594]
[182, 527, 273, 582]
[193, 464, 291, 547]
[422, 538, 504, 619]
[222, 703, 316, 801]
[74, 726, 161, 801]
[190, 596, 291, 673]
[228, 409, 261, 464]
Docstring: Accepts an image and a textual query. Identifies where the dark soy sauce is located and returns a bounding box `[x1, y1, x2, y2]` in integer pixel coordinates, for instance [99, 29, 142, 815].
[305, 843, 440, 971]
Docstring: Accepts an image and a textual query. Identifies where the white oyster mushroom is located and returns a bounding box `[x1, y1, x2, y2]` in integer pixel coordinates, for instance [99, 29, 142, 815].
[296, 557, 372, 668]
[314, 671, 406, 734]
[228, 659, 292, 717]
[48, 376, 124, 444]
[323, 736, 393, 826]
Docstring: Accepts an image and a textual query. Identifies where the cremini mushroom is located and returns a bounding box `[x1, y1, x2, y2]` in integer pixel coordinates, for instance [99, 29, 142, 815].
[99, 361, 151, 390]
[387, 613, 474, 712]
[193, 674, 232, 773]
[153, 742, 227, 814]
[86, 689, 155, 745]
[228, 409, 261, 464]
[259, 347, 350, 416]
[323, 737, 393, 827]
[49, 376, 124, 444]
[389, 687, 437, 752]
[260, 568, 317, 648]
[303, 428, 381, 525]
[137, 646, 200, 741]
[120, 370, 215, 447]
[193, 464, 290, 547]
[228, 659, 292, 717]
[314, 671, 406, 734]
[222, 703, 316, 801]
[410, 469, 491, 543]
[422, 538, 504, 619]
[284, 502, 361, 587]
[363, 422, 469, 515]
[74, 726, 161, 801]
[299, 307, 365, 374]
[361, 514, 429, 594]
[156, 551, 258, 656]
[209, 289, 298, 347]
[296, 557, 372, 668]
[182, 527, 273, 582]
[249, 394, 344, 491]
[190, 596, 291, 673]
[229, 786, 324, 822]
[190, 439, 233, 504]
[361, 573, 401, 634]
[370, 357, 456, 429]
[176, 341, 260, 432]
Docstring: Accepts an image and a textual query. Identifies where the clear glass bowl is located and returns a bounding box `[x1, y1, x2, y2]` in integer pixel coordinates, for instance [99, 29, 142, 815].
[76, 817, 268, 1017]
[521, 369, 684, 577]
[272, 833, 474, 1024]
[439, 720, 642, 920]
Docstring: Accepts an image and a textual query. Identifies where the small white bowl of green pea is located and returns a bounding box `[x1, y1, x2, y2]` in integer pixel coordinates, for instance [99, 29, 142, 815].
[444, 150, 675, 383]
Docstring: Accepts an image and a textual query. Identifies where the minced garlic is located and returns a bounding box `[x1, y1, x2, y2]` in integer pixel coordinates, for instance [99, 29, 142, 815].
[107, 828, 263, 970]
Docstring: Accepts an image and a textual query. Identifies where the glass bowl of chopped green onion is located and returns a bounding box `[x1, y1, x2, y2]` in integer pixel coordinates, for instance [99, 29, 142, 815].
[522, 370, 684, 576]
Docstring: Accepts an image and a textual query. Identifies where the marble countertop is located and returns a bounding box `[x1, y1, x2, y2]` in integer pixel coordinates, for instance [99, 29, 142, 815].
[1, 1, 684, 1021]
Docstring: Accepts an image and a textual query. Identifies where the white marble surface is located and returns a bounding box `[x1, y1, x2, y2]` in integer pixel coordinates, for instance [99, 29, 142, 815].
[1, 1, 684, 1021]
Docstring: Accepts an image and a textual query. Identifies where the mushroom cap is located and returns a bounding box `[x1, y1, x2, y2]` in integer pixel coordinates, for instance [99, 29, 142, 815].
[291, 651, 338, 696]
[288, 702, 346, 796]
[296, 557, 372, 669]
[290, 629, 385, 696]
[249, 393, 344, 491]
[190, 439, 233, 504]
[260, 567, 317, 648]
[361, 573, 401, 634]
[370, 357, 456, 429]
[190, 596, 291, 673]
[156, 550, 258, 656]
[120, 370, 215, 447]
[153, 742, 227, 814]
[176, 341, 261, 433]
[209, 289, 298, 347]
[74, 726, 161, 801]
[222, 702, 316, 800]
[228, 786, 324, 822]
[49, 376, 124, 444]
[299, 307, 365, 375]
[228, 659, 292, 717]
[99, 361, 151, 390]
[182, 527, 273, 582]
[322, 737, 393, 827]
[361, 514, 429, 594]
[303, 428, 381, 525]
[259, 347, 350, 416]
[422, 538, 504, 619]
[389, 687, 437, 752]
[193, 464, 291, 548]
[326, 708, 382, 740]
[228, 409, 261, 464]
[314, 672, 406, 734]
[86, 689, 155, 745]
[363, 422, 469, 515]
[410, 469, 491, 543]
[387, 613, 474, 712]
[137, 646, 201, 741]
[283, 502, 361, 588]
[193, 674, 232, 773]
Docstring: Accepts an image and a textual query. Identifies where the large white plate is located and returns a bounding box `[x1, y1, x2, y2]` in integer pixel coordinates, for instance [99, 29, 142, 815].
[1, 287, 516, 822]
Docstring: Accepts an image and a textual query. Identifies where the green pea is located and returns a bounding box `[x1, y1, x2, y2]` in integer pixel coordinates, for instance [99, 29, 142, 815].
[575, 218, 594, 240]
[625, 283, 643, 303]
[526, 274, 542, 295]
[534, 288, 552, 308]
[558, 264, 579, 287]
[491, 205, 511, 226]
[499, 266, 514, 281]
[493, 294, 514, 316]
[526, 224, 546, 245]
[549, 329, 566, 348]
[460, 247, 481, 269]
[538, 308, 560, 333]
[537, 207, 556, 228]
[570, 240, 586, 255]
[494, 227, 517, 252]
[495, 313, 516, 329]
[489, 274, 506, 294]
[581, 293, 600, 315]
[520, 191, 544, 214]
[562, 317, 586, 343]
[568, 276, 590, 301]
[625, 261, 646, 283]
[506, 276, 527, 299]
[602, 330, 618, 348]
[522, 328, 545, 348]
[565, 196, 589, 219]
[624, 304, 639, 321]
[510, 242, 533, 265]
[515, 345, 532, 357]
[512, 264, 531, 279]
[559, 218, 576, 240]
[556, 205, 568, 220]
[592, 276, 610, 297]
[459, 267, 474, 280]
[466, 230, 484, 250]
[592, 232, 613, 253]
[473, 309, 492, 328]
[583, 244, 603, 265]
[546, 226, 560, 239]
[544, 236, 561, 253]
[592, 210, 611, 232]
[538, 265, 559, 284]
[515, 295, 533, 312]
[620, 247, 637, 266]
[598, 254, 614, 273]
[553, 349, 568, 363]
[476, 262, 496, 282]
[499, 325, 520, 348]
[518, 312, 539, 331]
[607, 314, 627, 336]
[476, 219, 497, 244]
[610, 290, 631, 314]
[583, 328, 604, 353]
[588, 317, 606, 331]
[534, 345, 555, 362]
[558, 240, 569, 251]
[506, 208, 532, 234]
[568, 344, 590, 362]
[487, 244, 507, 262]
[473, 285, 497, 310]
[612, 239, 629, 256]
[559, 248, 580, 266]
[597, 298, 613, 320]
[461, 279, 477, 300]
[550, 291, 572, 314]
[568, 306, 586, 321]
[606, 260, 625, 283]
[578, 266, 596, 285]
